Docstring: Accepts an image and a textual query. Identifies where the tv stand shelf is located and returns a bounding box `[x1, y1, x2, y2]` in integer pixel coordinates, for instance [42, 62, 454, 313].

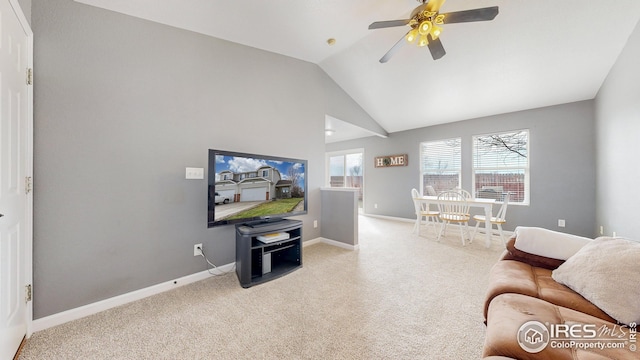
[235, 219, 302, 288]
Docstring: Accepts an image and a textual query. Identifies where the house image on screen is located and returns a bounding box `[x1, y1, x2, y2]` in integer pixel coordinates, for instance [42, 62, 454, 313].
[215, 165, 293, 203]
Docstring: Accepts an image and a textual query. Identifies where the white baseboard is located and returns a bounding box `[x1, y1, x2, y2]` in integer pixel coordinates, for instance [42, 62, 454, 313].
[305, 237, 359, 251]
[302, 237, 323, 247]
[363, 213, 414, 223]
[32, 236, 358, 334]
[321, 237, 360, 250]
[31, 262, 235, 334]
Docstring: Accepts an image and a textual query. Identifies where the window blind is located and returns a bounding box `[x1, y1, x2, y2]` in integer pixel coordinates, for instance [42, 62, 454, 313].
[420, 138, 461, 194]
[472, 130, 529, 204]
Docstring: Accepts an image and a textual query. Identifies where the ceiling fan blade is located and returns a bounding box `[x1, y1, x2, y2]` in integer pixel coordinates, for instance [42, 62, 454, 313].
[368, 19, 411, 30]
[426, 0, 446, 12]
[427, 35, 446, 60]
[379, 33, 408, 63]
[440, 6, 499, 24]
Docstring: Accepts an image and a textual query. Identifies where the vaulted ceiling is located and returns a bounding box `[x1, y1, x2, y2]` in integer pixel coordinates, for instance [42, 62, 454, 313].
[75, 0, 640, 140]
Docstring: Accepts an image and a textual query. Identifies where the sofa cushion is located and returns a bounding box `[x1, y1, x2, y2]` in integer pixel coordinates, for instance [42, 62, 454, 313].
[552, 236, 640, 325]
[513, 226, 592, 260]
[503, 237, 564, 270]
[483, 293, 637, 360]
[483, 260, 615, 323]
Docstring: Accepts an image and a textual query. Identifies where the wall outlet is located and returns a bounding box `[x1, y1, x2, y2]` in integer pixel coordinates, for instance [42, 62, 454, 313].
[558, 219, 566, 228]
[313, 220, 318, 228]
[374, 203, 378, 209]
[599, 226, 604, 235]
[613, 231, 617, 238]
[194, 243, 203, 257]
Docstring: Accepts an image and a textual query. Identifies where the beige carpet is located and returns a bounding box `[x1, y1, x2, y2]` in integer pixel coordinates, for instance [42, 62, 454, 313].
[19, 216, 504, 359]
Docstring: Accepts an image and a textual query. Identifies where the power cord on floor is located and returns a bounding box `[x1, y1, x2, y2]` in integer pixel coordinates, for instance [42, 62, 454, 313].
[197, 246, 236, 276]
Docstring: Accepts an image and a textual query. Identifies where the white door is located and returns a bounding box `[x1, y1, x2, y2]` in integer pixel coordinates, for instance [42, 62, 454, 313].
[0, 1, 33, 358]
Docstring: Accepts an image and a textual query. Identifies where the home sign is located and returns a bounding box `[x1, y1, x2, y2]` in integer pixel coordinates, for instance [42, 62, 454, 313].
[374, 154, 408, 168]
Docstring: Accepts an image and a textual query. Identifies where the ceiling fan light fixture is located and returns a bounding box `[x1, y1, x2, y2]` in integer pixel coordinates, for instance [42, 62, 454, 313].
[431, 25, 442, 39]
[368, 0, 499, 63]
[423, 10, 437, 18]
[406, 28, 419, 43]
[417, 35, 429, 47]
[418, 20, 431, 35]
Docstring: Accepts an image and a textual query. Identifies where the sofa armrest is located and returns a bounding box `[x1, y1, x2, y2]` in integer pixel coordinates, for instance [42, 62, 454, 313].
[502, 237, 564, 270]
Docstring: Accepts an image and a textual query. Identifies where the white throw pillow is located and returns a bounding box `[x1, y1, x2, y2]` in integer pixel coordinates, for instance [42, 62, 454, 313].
[513, 226, 592, 260]
[552, 236, 640, 325]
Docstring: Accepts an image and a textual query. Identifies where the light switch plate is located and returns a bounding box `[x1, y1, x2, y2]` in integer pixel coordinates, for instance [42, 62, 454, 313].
[185, 167, 204, 180]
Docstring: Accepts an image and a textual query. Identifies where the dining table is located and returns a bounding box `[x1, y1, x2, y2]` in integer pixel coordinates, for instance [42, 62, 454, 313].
[418, 195, 496, 248]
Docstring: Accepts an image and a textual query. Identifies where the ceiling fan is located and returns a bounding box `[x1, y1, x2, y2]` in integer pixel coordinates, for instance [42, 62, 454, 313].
[369, 0, 498, 63]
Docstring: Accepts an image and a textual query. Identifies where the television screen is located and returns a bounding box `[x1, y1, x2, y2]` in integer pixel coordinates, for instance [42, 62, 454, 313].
[208, 149, 307, 227]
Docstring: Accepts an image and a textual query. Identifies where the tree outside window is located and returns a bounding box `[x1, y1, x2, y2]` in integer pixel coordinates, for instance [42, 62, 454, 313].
[473, 130, 529, 204]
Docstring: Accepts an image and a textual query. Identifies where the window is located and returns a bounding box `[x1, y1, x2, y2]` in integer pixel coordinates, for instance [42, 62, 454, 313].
[420, 138, 461, 195]
[261, 169, 269, 177]
[327, 152, 363, 189]
[473, 129, 529, 204]
[326, 149, 364, 209]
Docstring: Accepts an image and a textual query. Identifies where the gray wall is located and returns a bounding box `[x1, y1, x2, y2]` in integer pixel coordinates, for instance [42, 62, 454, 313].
[323, 75, 388, 138]
[595, 20, 640, 239]
[327, 101, 597, 237]
[321, 189, 358, 246]
[31, 0, 367, 318]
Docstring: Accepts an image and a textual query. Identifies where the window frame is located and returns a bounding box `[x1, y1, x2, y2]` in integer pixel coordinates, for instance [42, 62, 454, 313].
[325, 148, 365, 209]
[472, 129, 530, 206]
[419, 137, 462, 196]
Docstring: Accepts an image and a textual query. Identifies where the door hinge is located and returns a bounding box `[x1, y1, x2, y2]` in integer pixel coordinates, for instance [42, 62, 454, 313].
[25, 284, 32, 303]
[25, 176, 32, 194]
[26, 68, 33, 85]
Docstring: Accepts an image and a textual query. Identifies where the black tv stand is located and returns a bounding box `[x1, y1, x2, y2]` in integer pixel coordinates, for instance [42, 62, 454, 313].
[235, 219, 302, 288]
[244, 218, 285, 228]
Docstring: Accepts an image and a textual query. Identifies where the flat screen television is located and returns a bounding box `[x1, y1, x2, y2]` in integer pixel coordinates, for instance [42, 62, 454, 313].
[208, 149, 307, 227]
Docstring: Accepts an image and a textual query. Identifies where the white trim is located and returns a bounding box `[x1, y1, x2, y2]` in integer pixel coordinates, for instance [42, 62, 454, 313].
[364, 213, 415, 223]
[32, 236, 360, 334]
[321, 237, 359, 250]
[31, 262, 235, 333]
[320, 187, 359, 192]
[10, 0, 32, 36]
[304, 237, 359, 251]
[302, 238, 323, 247]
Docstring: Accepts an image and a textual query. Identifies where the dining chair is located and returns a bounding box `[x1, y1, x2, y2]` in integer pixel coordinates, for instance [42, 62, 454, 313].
[471, 192, 510, 247]
[457, 188, 472, 199]
[436, 190, 471, 245]
[411, 188, 439, 237]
